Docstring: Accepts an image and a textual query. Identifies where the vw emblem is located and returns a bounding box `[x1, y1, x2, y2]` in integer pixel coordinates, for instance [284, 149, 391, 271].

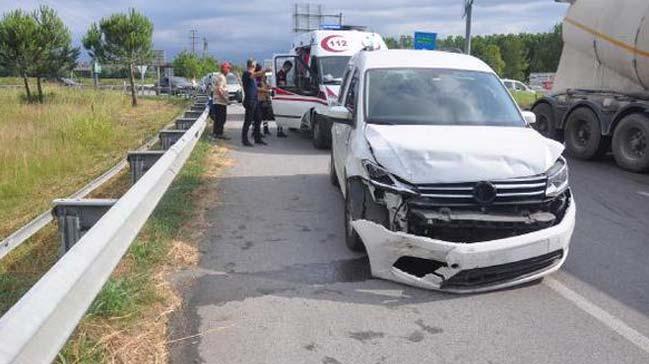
[473, 181, 497, 205]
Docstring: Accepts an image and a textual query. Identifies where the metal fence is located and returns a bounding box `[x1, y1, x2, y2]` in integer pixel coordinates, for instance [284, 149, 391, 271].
[0, 100, 208, 364]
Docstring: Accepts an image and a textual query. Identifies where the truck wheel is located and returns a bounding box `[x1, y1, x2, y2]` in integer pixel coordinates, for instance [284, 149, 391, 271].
[532, 103, 557, 139]
[612, 113, 649, 172]
[344, 179, 366, 252]
[329, 152, 339, 187]
[312, 114, 329, 149]
[564, 107, 607, 160]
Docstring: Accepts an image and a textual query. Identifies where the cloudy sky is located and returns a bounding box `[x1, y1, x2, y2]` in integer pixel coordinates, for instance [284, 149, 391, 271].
[0, 0, 569, 64]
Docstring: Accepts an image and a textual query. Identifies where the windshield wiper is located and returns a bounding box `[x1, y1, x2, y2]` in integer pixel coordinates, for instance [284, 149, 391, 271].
[368, 120, 394, 125]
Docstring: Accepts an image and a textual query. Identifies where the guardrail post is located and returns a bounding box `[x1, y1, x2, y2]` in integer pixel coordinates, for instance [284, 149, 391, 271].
[52, 199, 117, 255]
[159, 129, 187, 150]
[126, 151, 165, 184]
[175, 117, 196, 130]
[184, 110, 202, 119]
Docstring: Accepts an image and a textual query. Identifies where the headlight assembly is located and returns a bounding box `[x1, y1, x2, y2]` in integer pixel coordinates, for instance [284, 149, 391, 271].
[546, 157, 569, 197]
[361, 160, 417, 195]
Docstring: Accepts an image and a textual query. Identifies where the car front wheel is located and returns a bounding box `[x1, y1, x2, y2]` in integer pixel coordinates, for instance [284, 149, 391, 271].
[344, 179, 366, 252]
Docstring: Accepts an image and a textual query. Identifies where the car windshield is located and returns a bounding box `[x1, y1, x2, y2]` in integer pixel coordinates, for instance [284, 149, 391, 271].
[365, 68, 524, 126]
[319, 56, 351, 84]
[226, 73, 239, 85]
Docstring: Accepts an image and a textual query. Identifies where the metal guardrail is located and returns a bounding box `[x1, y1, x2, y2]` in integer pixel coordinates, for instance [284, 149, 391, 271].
[0, 106, 208, 364]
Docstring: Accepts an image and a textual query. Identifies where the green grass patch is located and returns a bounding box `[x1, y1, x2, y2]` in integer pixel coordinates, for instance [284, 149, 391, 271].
[512, 90, 542, 110]
[57, 137, 214, 363]
[0, 86, 188, 238]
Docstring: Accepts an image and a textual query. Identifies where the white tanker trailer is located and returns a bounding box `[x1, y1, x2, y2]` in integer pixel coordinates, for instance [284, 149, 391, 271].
[532, 0, 649, 172]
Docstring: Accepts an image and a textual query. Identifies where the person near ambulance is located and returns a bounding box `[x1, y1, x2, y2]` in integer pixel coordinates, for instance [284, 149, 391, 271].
[241, 59, 271, 146]
[212, 63, 231, 140]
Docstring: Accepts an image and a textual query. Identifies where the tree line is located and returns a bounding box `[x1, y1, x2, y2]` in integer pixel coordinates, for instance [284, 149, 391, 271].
[0, 6, 78, 103]
[0, 6, 153, 106]
[384, 24, 563, 81]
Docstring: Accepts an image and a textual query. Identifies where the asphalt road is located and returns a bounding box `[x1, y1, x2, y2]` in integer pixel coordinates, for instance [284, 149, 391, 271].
[170, 106, 649, 364]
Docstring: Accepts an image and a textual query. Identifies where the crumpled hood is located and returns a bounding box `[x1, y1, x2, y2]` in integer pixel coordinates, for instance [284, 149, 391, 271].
[364, 124, 564, 184]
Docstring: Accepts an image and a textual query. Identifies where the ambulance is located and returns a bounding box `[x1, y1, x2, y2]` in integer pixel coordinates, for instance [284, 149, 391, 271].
[271, 27, 387, 148]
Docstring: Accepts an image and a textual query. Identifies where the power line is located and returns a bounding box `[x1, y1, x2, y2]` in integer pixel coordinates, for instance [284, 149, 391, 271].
[189, 29, 198, 54]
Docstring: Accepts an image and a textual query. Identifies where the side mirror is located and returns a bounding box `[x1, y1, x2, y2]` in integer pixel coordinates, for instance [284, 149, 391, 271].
[325, 105, 353, 125]
[522, 111, 536, 125]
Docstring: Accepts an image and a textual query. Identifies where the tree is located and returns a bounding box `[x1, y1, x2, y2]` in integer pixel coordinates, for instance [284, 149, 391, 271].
[173, 51, 219, 80]
[384, 37, 399, 49]
[32, 5, 79, 102]
[198, 55, 218, 76]
[480, 44, 505, 75]
[83, 9, 153, 106]
[0, 10, 38, 101]
[500, 36, 528, 80]
[173, 51, 200, 79]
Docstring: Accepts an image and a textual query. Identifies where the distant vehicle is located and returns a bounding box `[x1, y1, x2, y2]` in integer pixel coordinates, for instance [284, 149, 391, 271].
[225, 73, 243, 103]
[199, 72, 243, 103]
[271, 28, 387, 149]
[59, 77, 80, 87]
[529, 72, 555, 94]
[502, 79, 535, 93]
[326, 49, 574, 292]
[532, 0, 649, 173]
[156, 76, 194, 94]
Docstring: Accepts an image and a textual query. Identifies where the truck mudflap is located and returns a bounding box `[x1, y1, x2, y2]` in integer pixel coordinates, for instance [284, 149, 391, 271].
[350, 199, 576, 293]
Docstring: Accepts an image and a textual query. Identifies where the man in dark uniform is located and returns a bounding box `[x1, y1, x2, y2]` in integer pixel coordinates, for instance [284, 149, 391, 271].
[241, 59, 270, 146]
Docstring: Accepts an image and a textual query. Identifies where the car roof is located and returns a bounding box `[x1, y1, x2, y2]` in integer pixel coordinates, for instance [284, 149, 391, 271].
[352, 49, 494, 74]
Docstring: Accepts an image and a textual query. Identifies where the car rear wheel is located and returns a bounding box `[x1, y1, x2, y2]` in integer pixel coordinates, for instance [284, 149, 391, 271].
[612, 113, 649, 172]
[564, 107, 608, 160]
[344, 179, 365, 252]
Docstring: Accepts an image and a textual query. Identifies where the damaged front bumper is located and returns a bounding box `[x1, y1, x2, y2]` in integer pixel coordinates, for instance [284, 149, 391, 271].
[351, 198, 575, 293]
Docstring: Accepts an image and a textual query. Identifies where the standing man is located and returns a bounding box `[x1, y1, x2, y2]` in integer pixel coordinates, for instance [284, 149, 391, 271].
[241, 59, 269, 146]
[212, 62, 231, 140]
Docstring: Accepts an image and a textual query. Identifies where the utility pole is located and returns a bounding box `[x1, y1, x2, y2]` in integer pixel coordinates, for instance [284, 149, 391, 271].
[464, 0, 474, 55]
[190, 29, 198, 54]
[203, 37, 208, 57]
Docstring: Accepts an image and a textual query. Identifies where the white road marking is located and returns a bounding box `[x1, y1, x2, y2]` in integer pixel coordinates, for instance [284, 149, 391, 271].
[637, 191, 649, 198]
[545, 277, 649, 355]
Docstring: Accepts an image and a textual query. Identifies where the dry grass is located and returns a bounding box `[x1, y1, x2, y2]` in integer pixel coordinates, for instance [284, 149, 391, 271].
[0, 85, 186, 239]
[57, 141, 231, 363]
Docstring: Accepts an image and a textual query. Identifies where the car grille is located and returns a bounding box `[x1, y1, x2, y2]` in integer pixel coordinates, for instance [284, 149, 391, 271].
[440, 249, 564, 289]
[414, 175, 548, 206]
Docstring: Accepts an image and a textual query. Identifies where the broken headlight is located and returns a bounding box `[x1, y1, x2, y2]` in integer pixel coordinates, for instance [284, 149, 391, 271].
[361, 160, 417, 195]
[545, 157, 569, 197]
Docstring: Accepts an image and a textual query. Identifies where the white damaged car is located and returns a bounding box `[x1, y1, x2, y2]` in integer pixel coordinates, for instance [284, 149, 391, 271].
[326, 49, 576, 293]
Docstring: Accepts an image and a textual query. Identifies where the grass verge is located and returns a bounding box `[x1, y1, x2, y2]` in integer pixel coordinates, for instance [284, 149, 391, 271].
[512, 90, 542, 110]
[56, 138, 229, 363]
[0, 86, 187, 239]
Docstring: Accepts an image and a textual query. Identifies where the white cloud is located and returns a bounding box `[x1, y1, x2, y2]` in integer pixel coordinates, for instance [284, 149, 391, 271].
[0, 0, 569, 63]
